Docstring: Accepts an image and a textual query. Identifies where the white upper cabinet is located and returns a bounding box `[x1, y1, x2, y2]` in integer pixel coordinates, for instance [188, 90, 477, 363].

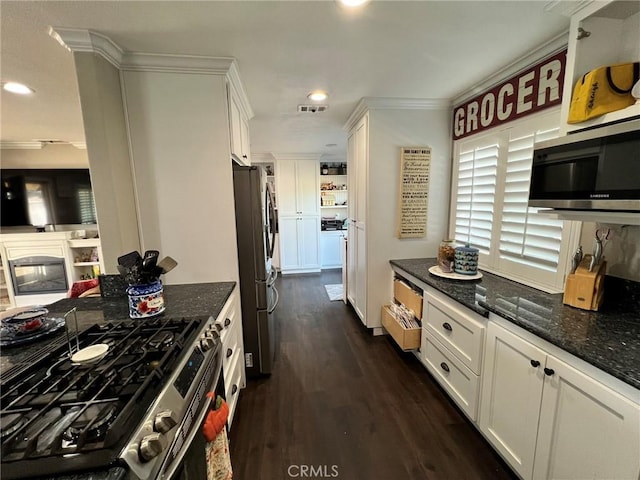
[560, 0, 640, 134]
[228, 79, 252, 164]
[277, 159, 319, 217]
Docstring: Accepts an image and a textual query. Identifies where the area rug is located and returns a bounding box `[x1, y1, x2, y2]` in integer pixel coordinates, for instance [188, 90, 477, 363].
[324, 284, 343, 301]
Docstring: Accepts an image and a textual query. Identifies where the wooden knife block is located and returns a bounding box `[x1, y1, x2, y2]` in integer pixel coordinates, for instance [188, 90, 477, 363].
[563, 255, 606, 311]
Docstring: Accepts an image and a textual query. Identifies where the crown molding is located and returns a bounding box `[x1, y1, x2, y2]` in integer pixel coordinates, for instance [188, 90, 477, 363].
[271, 153, 321, 161]
[453, 31, 569, 106]
[251, 153, 276, 163]
[49, 27, 124, 68]
[544, 0, 592, 17]
[1, 141, 44, 150]
[343, 97, 451, 132]
[227, 62, 254, 120]
[49, 27, 250, 82]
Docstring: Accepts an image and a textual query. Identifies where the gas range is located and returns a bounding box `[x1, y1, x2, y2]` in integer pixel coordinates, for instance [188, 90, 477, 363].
[1, 314, 223, 480]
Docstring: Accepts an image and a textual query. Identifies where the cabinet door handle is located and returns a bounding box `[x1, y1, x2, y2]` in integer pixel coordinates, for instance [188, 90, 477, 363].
[242, 154, 248, 159]
[442, 322, 452, 332]
[544, 367, 555, 376]
[530, 359, 540, 368]
[226, 348, 233, 358]
[224, 318, 231, 328]
[232, 384, 238, 395]
[440, 362, 450, 373]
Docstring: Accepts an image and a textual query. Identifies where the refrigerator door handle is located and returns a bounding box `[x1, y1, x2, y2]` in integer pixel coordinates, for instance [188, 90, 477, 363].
[267, 266, 278, 286]
[268, 285, 279, 314]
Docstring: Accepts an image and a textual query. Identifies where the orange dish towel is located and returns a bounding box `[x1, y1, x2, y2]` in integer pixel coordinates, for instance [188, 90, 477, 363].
[203, 394, 232, 480]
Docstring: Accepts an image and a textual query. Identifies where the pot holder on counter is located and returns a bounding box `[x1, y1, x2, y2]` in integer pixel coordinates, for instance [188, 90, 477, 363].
[203, 393, 232, 480]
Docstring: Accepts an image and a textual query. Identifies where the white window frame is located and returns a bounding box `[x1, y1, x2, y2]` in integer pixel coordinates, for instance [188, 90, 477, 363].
[449, 108, 581, 293]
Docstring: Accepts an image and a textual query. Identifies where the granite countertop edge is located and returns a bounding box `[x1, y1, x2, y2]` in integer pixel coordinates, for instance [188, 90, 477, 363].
[1, 281, 237, 379]
[389, 258, 640, 390]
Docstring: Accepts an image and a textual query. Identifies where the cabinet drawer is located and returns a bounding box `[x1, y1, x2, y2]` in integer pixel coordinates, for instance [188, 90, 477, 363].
[423, 332, 479, 421]
[224, 354, 243, 428]
[393, 279, 423, 319]
[222, 327, 239, 380]
[381, 305, 421, 351]
[424, 293, 485, 374]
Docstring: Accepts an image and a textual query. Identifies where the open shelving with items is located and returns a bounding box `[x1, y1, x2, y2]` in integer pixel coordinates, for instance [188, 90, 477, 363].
[381, 276, 423, 351]
[68, 237, 104, 281]
[560, 0, 640, 134]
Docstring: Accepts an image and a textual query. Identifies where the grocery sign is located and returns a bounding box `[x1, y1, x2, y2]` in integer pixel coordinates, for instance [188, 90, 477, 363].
[453, 49, 567, 140]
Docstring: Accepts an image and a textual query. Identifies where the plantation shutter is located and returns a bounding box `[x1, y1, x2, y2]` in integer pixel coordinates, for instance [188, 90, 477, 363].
[454, 144, 498, 254]
[78, 188, 97, 224]
[499, 127, 563, 271]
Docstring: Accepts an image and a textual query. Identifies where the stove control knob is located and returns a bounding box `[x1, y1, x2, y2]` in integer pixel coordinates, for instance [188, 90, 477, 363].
[199, 334, 216, 352]
[154, 409, 178, 434]
[214, 322, 223, 332]
[139, 432, 167, 462]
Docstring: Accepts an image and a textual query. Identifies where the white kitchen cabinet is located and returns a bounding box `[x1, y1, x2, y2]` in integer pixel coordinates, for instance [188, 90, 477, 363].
[217, 287, 245, 429]
[320, 230, 345, 269]
[228, 80, 252, 164]
[276, 157, 320, 273]
[560, 0, 640, 134]
[344, 101, 451, 332]
[346, 113, 368, 324]
[480, 321, 640, 480]
[421, 287, 486, 422]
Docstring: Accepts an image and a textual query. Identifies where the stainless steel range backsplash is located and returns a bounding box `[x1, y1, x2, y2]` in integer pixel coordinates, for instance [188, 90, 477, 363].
[581, 222, 640, 282]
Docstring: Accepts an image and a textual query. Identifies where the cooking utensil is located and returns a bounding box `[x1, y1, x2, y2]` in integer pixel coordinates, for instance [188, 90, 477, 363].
[570, 245, 583, 274]
[158, 256, 178, 274]
[117, 251, 142, 269]
[142, 250, 159, 270]
[589, 229, 609, 272]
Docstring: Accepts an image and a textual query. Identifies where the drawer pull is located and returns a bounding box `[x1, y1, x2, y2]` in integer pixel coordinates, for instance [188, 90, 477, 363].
[530, 359, 540, 368]
[544, 367, 555, 377]
[224, 318, 231, 328]
[442, 322, 452, 332]
[226, 348, 233, 358]
[232, 384, 238, 395]
[440, 362, 450, 373]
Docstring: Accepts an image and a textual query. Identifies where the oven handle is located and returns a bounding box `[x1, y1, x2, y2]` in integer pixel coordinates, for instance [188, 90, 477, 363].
[159, 352, 223, 480]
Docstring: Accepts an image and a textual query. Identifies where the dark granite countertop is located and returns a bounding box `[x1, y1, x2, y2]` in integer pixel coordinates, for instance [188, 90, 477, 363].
[1, 282, 236, 378]
[390, 258, 640, 390]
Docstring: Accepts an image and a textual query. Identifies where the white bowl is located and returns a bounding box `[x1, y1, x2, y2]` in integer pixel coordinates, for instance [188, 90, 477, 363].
[71, 343, 109, 364]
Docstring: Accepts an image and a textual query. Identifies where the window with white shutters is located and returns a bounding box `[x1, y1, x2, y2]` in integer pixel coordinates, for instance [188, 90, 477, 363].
[450, 109, 576, 293]
[454, 144, 498, 254]
[78, 188, 97, 224]
[500, 127, 563, 271]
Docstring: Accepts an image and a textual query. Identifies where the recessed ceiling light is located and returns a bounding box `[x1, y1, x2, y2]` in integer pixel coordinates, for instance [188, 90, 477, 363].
[3, 82, 34, 95]
[308, 91, 329, 102]
[338, 0, 370, 7]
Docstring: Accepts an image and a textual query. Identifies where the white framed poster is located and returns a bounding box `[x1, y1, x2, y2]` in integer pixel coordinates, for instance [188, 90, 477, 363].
[397, 147, 431, 239]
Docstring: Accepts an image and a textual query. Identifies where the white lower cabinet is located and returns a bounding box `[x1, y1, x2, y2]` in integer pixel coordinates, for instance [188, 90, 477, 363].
[279, 216, 319, 273]
[217, 288, 245, 429]
[423, 333, 480, 420]
[320, 231, 345, 268]
[480, 321, 640, 480]
[420, 288, 486, 422]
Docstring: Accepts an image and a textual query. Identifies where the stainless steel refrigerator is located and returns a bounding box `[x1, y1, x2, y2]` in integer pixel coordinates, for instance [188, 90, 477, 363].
[232, 163, 279, 377]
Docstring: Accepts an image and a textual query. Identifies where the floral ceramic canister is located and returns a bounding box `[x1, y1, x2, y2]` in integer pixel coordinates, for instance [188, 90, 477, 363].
[127, 280, 165, 319]
[454, 244, 479, 275]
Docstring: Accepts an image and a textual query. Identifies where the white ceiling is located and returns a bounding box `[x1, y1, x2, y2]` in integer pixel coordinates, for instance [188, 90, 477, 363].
[0, 1, 571, 158]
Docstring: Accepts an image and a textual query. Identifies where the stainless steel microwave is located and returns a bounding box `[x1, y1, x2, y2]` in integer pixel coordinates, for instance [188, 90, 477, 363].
[529, 118, 640, 212]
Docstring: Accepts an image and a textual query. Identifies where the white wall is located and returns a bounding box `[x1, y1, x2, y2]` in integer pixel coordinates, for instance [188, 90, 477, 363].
[74, 52, 142, 274]
[0, 145, 88, 168]
[580, 222, 640, 282]
[122, 71, 239, 285]
[367, 107, 452, 323]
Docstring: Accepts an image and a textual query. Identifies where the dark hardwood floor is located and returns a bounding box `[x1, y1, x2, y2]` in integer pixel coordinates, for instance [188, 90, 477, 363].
[229, 270, 517, 480]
